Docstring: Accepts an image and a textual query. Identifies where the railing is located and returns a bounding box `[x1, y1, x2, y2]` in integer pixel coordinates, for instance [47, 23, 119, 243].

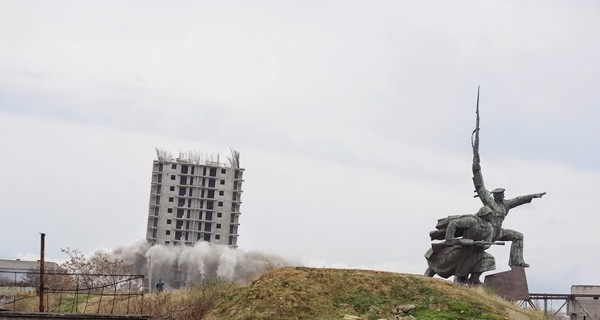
[518, 292, 600, 318]
[0, 270, 145, 315]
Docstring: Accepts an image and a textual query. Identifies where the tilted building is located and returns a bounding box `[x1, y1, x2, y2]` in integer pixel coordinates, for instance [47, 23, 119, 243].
[146, 149, 244, 248]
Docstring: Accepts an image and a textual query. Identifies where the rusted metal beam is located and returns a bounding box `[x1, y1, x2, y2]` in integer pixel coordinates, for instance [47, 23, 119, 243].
[39, 232, 45, 312]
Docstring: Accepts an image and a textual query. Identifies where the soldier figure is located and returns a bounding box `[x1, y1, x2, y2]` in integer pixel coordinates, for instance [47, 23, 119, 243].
[471, 88, 545, 268]
[471, 167, 544, 267]
[425, 206, 497, 285]
[425, 88, 547, 284]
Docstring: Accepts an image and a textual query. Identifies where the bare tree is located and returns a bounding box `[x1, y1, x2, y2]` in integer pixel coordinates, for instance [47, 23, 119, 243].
[60, 248, 133, 290]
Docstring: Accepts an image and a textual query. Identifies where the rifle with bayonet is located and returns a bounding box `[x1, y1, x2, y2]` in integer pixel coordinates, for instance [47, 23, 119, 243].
[471, 86, 484, 197]
[431, 239, 504, 252]
[471, 86, 480, 164]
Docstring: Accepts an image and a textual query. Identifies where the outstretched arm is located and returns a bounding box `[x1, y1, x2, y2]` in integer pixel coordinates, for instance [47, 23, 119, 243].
[506, 192, 546, 209]
[472, 152, 495, 207]
[472, 163, 485, 191]
[471, 99, 493, 206]
[472, 122, 484, 191]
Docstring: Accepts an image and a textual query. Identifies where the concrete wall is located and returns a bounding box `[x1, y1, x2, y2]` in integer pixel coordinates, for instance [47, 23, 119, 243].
[567, 285, 600, 320]
[0, 312, 148, 320]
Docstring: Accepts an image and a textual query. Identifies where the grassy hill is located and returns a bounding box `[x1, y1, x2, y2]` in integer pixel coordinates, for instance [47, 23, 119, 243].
[9, 266, 544, 319]
[205, 267, 543, 320]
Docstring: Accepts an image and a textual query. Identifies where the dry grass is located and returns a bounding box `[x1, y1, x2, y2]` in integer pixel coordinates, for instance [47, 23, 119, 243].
[6, 268, 547, 320]
[205, 267, 547, 320]
[139, 279, 235, 320]
[7, 278, 235, 319]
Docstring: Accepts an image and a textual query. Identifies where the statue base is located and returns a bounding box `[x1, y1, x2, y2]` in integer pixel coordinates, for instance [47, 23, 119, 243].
[484, 267, 529, 300]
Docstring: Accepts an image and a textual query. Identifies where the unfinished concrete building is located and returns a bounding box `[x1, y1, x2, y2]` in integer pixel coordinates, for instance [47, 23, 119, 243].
[567, 285, 600, 320]
[146, 149, 244, 248]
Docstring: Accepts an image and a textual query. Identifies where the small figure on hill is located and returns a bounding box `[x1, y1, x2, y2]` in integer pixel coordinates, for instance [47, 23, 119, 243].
[156, 278, 164, 292]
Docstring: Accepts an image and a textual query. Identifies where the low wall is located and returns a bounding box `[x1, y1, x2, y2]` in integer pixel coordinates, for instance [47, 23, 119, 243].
[0, 312, 149, 320]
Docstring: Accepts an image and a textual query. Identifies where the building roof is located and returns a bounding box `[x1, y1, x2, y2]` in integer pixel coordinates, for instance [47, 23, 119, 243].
[0, 259, 60, 271]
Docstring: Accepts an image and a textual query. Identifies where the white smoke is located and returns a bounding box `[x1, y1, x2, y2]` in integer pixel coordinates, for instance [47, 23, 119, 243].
[107, 240, 297, 288]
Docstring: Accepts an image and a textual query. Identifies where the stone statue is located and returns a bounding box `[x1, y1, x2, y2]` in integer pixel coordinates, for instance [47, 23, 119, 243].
[471, 88, 545, 268]
[424, 206, 498, 284]
[424, 88, 546, 283]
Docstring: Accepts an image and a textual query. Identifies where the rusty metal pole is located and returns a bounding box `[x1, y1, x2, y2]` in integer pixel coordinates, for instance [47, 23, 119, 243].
[39, 233, 45, 312]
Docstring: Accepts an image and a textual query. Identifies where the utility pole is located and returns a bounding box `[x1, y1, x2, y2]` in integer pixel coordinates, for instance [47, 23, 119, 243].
[148, 256, 152, 293]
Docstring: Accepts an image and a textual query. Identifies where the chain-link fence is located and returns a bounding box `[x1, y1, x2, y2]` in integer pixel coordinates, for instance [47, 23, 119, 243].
[0, 270, 145, 314]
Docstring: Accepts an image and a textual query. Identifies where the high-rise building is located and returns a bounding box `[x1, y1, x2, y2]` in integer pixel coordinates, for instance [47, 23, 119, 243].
[146, 149, 244, 248]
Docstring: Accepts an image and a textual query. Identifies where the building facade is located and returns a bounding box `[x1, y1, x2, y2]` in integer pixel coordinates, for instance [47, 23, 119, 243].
[567, 285, 600, 320]
[0, 259, 60, 283]
[146, 150, 244, 248]
[0, 259, 60, 307]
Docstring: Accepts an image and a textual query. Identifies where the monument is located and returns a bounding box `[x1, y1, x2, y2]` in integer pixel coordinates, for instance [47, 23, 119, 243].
[425, 87, 546, 291]
[424, 206, 501, 285]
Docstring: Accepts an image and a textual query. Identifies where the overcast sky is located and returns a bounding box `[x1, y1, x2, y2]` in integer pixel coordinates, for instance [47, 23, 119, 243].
[1, 0, 599, 294]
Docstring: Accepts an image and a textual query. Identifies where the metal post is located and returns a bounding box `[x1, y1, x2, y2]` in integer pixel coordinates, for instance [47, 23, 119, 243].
[13, 272, 17, 311]
[39, 233, 45, 312]
[148, 256, 152, 293]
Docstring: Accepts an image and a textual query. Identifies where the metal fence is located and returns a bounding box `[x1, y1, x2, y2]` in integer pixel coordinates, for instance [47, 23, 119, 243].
[0, 270, 145, 314]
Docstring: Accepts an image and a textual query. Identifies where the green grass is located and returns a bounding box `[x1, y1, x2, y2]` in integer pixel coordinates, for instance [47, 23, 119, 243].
[330, 275, 510, 320]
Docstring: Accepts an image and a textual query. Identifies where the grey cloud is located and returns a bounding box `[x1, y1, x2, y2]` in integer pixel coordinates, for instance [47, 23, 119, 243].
[1, 0, 599, 295]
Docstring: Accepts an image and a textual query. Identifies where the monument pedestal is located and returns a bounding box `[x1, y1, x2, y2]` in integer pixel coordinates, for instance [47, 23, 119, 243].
[484, 267, 529, 300]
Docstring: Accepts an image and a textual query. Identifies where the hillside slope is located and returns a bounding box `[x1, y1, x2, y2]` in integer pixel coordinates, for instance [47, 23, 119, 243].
[207, 267, 542, 320]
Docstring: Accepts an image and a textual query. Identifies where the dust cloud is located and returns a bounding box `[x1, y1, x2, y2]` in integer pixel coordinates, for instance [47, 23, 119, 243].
[106, 240, 297, 288]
